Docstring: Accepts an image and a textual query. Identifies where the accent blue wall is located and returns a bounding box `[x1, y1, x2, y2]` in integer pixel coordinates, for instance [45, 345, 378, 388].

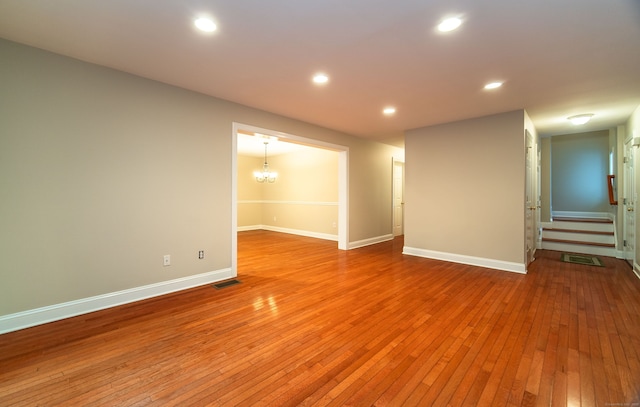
[551, 130, 610, 213]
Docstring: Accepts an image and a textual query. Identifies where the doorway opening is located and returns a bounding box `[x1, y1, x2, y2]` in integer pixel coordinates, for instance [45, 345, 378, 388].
[392, 160, 404, 237]
[231, 123, 349, 274]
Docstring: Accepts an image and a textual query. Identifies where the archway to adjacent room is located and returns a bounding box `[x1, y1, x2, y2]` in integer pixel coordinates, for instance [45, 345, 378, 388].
[231, 122, 349, 273]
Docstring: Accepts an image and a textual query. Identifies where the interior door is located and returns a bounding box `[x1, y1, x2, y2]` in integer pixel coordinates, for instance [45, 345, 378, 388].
[393, 161, 404, 236]
[525, 130, 536, 266]
[624, 140, 635, 266]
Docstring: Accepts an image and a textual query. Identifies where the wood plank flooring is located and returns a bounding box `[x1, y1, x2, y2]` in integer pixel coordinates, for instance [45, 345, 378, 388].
[1, 230, 640, 406]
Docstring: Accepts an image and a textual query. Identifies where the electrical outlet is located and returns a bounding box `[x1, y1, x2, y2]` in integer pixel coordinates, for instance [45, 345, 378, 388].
[332, 222, 337, 228]
[273, 216, 277, 222]
[198, 250, 204, 259]
[163, 255, 171, 266]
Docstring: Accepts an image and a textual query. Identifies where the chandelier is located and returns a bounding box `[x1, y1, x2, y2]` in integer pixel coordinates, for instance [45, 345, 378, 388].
[254, 141, 277, 183]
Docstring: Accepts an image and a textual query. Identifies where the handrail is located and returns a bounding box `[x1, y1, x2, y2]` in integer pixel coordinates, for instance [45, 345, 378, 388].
[607, 175, 618, 205]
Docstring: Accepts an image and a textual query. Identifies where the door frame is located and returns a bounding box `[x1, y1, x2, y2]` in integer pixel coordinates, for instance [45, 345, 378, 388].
[231, 122, 349, 274]
[525, 129, 536, 266]
[623, 137, 636, 267]
[392, 159, 405, 237]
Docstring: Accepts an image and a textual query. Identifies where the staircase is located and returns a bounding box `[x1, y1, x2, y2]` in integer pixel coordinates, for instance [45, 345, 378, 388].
[541, 216, 617, 257]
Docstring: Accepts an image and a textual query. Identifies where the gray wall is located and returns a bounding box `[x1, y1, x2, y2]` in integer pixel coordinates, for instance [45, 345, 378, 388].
[551, 130, 610, 213]
[0, 38, 402, 318]
[404, 110, 528, 268]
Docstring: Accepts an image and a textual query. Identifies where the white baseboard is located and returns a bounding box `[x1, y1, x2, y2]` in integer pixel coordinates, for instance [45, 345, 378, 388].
[238, 226, 391, 250]
[237, 225, 338, 242]
[349, 234, 394, 249]
[402, 246, 526, 274]
[0, 267, 234, 335]
[634, 262, 640, 280]
[552, 211, 612, 220]
[237, 225, 262, 232]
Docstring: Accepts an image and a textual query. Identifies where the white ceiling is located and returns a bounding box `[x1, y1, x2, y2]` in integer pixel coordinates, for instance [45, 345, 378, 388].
[237, 132, 314, 157]
[1, 0, 639, 149]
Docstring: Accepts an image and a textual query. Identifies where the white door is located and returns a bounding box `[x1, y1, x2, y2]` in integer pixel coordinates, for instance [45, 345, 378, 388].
[393, 161, 404, 236]
[624, 140, 635, 266]
[525, 130, 536, 266]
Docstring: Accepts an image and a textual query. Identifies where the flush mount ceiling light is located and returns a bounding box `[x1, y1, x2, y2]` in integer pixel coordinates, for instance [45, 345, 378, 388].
[568, 114, 594, 125]
[484, 81, 503, 90]
[437, 17, 462, 32]
[194, 17, 217, 32]
[312, 73, 329, 84]
[383, 107, 396, 115]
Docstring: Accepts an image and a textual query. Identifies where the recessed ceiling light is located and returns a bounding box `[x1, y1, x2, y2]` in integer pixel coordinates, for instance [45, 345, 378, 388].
[383, 107, 396, 115]
[437, 17, 462, 32]
[484, 81, 503, 90]
[568, 114, 594, 125]
[194, 17, 217, 32]
[313, 73, 329, 84]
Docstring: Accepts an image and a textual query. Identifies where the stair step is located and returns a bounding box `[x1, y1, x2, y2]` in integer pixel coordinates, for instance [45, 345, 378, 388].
[552, 217, 612, 224]
[542, 230, 614, 245]
[548, 221, 614, 233]
[544, 215, 617, 257]
[542, 228, 614, 236]
[541, 240, 617, 257]
[542, 237, 615, 248]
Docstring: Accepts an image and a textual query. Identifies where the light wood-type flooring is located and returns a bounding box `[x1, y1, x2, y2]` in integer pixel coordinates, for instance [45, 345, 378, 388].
[1, 230, 640, 406]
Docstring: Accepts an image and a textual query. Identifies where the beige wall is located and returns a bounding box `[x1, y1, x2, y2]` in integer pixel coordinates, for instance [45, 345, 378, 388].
[0, 39, 402, 318]
[238, 148, 339, 236]
[237, 155, 264, 227]
[404, 110, 526, 268]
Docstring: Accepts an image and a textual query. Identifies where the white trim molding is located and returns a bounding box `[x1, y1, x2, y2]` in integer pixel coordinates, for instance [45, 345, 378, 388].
[232, 122, 349, 252]
[238, 228, 396, 250]
[551, 211, 613, 220]
[262, 225, 338, 241]
[349, 234, 394, 250]
[238, 200, 338, 206]
[238, 226, 392, 249]
[0, 268, 234, 334]
[237, 225, 338, 241]
[402, 246, 526, 274]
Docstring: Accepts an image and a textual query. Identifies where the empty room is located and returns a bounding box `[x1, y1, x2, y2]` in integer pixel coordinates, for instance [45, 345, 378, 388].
[1, 1, 640, 406]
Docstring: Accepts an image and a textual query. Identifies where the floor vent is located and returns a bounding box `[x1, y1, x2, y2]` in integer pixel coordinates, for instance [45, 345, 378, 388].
[213, 279, 241, 289]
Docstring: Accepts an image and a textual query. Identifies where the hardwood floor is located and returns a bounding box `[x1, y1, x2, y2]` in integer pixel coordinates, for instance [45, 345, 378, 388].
[1, 230, 640, 406]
